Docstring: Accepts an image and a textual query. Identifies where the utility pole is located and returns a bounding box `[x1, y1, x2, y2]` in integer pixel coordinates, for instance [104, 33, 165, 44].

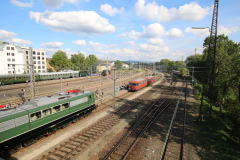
[78, 51, 80, 71]
[113, 68, 116, 107]
[199, 0, 219, 119]
[14, 66, 16, 80]
[91, 65, 92, 79]
[29, 47, 35, 99]
[60, 77, 62, 92]
[107, 57, 109, 79]
[192, 48, 196, 86]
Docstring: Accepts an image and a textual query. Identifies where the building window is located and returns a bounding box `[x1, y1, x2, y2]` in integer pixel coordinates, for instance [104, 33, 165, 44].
[8, 71, 11, 74]
[7, 53, 10, 56]
[42, 57, 44, 60]
[42, 66, 45, 69]
[41, 52, 44, 55]
[38, 61, 41, 64]
[8, 64, 11, 67]
[11, 47, 14, 50]
[37, 56, 40, 60]
[33, 51, 36, 55]
[43, 70, 45, 73]
[42, 61, 45, 64]
[13, 71, 15, 74]
[27, 66, 29, 69]
[34, 66, 36, 69]
[7, 46, 10, 50]
[34, 61, 36, 64]
[38, 66, 41, 69]
[38, 70, 41, 73]
[26, 51, 28, 55]
[12, 64, 15, 67]
[26, 61, 29, 64]
[7, 58, 11, 62]
[12, 58, 15, 62]
[37, 52, 40, 55]
[33, 56, 36, 59]
[11, 53, 15, 56]
[26, 56, 28, 59]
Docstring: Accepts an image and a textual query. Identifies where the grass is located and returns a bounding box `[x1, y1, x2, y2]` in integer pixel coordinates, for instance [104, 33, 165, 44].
[193, 92, 240, 160]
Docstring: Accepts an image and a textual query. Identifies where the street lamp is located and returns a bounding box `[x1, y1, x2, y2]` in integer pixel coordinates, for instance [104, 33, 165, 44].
[192, 27, 211, 32]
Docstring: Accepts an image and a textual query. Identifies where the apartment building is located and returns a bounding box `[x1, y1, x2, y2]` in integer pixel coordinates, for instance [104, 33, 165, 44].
[21, 47, 47, 73]
[0, 42, 47, 74]
[0, 42, 24, 74]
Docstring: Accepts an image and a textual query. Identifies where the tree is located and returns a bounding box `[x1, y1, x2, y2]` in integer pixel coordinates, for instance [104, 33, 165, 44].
[71, 53, 86, 70]
[186, 54, 206, 83]
[114, 60, 122, 69]
[49, 50, 70, 71]
[193, 35, 240, 121]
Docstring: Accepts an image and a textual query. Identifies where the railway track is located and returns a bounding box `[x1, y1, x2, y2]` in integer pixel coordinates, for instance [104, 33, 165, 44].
[0, 72, 147, 106]
[37, 75, 163, 160]
[102, 75, 182, 160]
[161, 82, 187, 160]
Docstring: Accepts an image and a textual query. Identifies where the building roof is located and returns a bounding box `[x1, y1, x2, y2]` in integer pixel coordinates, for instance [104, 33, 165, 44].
[0, 91, 91, 118]
[0, 44, 4, 51]
[129, 78, 146, 83]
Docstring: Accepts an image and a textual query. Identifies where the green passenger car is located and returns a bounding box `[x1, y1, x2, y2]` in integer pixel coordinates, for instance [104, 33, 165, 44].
[0, 90, 96, 154]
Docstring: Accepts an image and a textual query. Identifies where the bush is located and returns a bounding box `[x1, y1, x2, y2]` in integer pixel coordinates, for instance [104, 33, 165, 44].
[194, 83, 203, 95]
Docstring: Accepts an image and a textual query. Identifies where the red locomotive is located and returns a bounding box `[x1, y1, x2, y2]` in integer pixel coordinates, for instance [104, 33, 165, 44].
[128, 78, 147, 91]
[143, 76, 155, 85]
[172, 70, 183, 76]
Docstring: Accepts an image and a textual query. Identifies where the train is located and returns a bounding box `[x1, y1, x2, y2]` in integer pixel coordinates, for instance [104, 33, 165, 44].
[0, 70, 89, 85]
[172, 70, 183, 76]
[102, 70, 111, 76]
[0, 90, 96, 156]
[128, 76, 155, 91]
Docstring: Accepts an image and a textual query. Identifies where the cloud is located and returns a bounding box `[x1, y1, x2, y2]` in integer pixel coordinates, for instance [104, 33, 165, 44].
[147, 38, 165, 46]
[0, 30, 17, 39]
[100, 4, 124, 16]
[120, 23, 165, 40]
[123, 41, 135, 46]
[164, 28, 184, 38]
[185, 27, 210, 37]
[10, 38, 32, 44]
[29, 10, 115, 35]
[41, 0, 78, 9]
[135, 0, 211, 22]
[89, 41, 102, 50]
[11, 0, 34, 7]
[0, 30, 32, 44]
[40, 42, 64, 48]
[137, 43, 169, 52]
[218, 26, 239, 35]
[73, 40, 86, 46]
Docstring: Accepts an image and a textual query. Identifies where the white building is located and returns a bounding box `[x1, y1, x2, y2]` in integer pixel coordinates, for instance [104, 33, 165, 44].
[0, 42, 24, 74]
[122, 63, 129, 68]
[21, 47, 47, 73]
[0, 42, 47, 75]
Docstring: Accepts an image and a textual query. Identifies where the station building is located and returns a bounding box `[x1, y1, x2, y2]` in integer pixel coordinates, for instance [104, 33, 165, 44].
[0, 42, 47, 74]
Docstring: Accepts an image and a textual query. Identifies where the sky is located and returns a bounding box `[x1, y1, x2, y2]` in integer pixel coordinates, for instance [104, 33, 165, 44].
[0, 0, 239, 62]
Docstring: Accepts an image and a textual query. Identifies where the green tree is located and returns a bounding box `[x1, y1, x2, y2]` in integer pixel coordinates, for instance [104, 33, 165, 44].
[114, 60, 123, 69]
[186, 54, 206, 83]
[49, 50, 70, 71]
[71, 53, 86, 70]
